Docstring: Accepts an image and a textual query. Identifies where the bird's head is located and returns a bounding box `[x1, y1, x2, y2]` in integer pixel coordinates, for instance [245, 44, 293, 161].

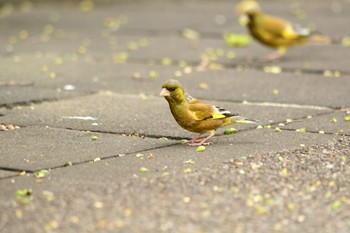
[236, 0, 261, 25]
[236, 0, 261, 14]
[160, 79, 186, 103]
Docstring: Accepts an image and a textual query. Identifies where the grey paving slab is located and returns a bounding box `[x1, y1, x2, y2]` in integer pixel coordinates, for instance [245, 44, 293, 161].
[0, 55, 60, 83]
[0, 134, 346, 233]
[6, 31, 350, 74]
[0, 56, 93, 106]
[285, 111, 350, 135]
[1, 54, 349, 108]
[1, 1, 349, 73]
[2, 0, 348, 37]
[117, 7, 350, 38]
[0, 55, 181, 91]
[0, 92, 331, 138]
[0, 170, 17, 179]
[9, 129, 336, 184]
[0, 86, 87, 107]
[0, 126, 174, 171]
[0, 1, 349, 232]
[160, 68, 350, 108]
[118, 38, 350, 73]
[1, 4, 236, 38]
[250, 43, 350, 74]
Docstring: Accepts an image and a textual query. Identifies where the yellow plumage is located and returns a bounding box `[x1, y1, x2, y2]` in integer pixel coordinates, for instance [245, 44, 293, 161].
[160, 79, 258, 146]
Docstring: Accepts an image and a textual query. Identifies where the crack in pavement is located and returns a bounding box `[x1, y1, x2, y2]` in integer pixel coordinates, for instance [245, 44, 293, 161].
[281, 128, 350, 137]
[0, 174, 20, 180]
[0, 142, 181, 180]
[114, 57, 350, 77]
[0, 110, 341, 179]
[228, 63, 350, 77]
[53, 108, 339, 141]
[0, 167, 26, 173]
[0, 119, 342, 181]
[0, 91, 99, 109]
[208, 98, 337, 111]
[240, 101, 334, 111]
[0, 92, 341, 179]
[64, 127, 190, 141]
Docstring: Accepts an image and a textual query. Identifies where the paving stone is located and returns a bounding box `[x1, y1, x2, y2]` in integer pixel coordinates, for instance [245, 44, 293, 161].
[6, 32, 350, 74]
[0, 131, 343, 233]
[0, 170, 17, 179]
[0, 55, 182, 94]
[0, 57, 93, 106]
[0, 126, 174, 171]
[0, 92, 331, 138]
[3, 53, 350, 108]
[123, 38, 350, 74]
[0, 86, 87, 107]
[3, 0, 348, 37]
[2, 2, 349, 73]
[1, 53, 350, 110]
[130, 0, 350, 37]
[168, 69, 350, 108]
[12, 129, 337, 184]
[0, 128, 337, 202]
[253, 44, 350, 75]
[0, 1, 349, 233]
[285, 111, 350, 135]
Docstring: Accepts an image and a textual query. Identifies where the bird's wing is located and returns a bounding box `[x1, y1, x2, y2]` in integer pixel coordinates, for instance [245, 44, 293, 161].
[285, 24, 310, 37]
[260, 14, 308, 39]
[187, 96, 237, 120]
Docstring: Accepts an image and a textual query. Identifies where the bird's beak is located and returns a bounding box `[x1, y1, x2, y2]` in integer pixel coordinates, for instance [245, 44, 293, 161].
[159, 88, 170, 97]
[239, 14, 249, 26]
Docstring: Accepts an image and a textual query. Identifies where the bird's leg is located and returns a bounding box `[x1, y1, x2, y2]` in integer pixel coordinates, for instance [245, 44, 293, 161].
[262, 48, 286, 61]
[188, 131, 215, 146]
[196, 59, 211, 72]
[188, 135, 213, 146]
[262, 51, 283, 61]
[189, 133, 205, 143]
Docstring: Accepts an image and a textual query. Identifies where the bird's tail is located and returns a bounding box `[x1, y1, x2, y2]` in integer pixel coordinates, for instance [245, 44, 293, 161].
[230, 116, 259, 124]
[309, 34, 332, 45]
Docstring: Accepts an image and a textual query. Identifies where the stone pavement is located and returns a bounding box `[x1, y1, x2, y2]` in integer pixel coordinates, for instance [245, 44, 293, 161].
[0, 0, 350, 232]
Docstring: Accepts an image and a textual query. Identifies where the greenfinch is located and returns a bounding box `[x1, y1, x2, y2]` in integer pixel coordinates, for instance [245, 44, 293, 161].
[160, 79, 259, 146]
[237, 0, 312, 60]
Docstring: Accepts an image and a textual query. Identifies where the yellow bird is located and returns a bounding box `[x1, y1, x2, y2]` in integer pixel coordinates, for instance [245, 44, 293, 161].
[159, 79, 258, 146]
[237, 0, 317, 60]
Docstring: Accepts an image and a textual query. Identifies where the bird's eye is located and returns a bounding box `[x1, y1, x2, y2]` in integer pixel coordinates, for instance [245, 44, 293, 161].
[168, 87, 176, 92]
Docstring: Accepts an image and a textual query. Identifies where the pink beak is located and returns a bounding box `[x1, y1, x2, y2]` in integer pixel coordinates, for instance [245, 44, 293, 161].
[239, 14, 249, 26]
[159, 88, 170, 96]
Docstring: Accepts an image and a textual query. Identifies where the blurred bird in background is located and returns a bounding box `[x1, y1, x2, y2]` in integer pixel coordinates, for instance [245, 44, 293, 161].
[160, 79, 259, 146]
[236, 0, 330, 61]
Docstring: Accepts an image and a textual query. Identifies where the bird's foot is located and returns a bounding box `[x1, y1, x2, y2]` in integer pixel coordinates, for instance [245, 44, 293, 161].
[189, 139, 204, 143]
[260, 51, 283, 62]
[196, 60, 210, 72]
[188, 133, 213, 146]
[188, 141, 212, 146]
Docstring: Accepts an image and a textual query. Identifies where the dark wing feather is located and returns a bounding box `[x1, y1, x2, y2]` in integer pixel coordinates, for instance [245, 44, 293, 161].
[188, 97, 237, 120]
